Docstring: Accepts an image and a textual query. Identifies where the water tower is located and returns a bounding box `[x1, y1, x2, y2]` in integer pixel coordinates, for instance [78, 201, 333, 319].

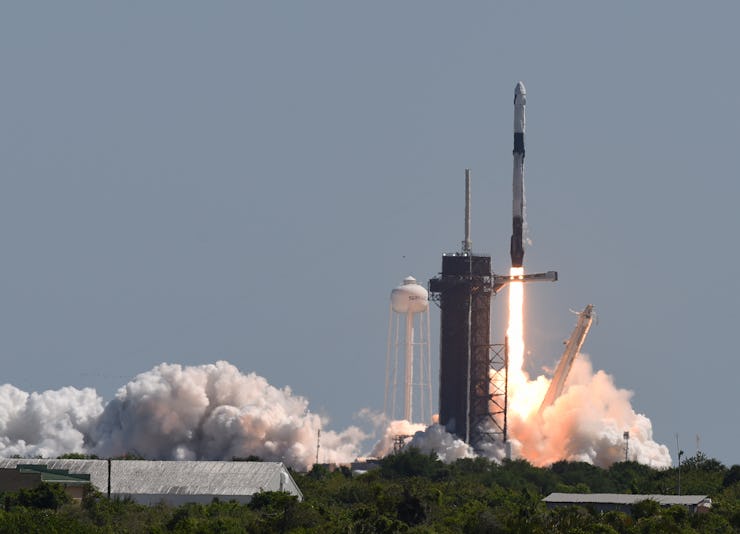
[384, 276, 432, 424]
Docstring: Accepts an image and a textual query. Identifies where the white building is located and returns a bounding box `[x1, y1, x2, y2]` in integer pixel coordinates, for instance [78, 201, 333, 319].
[0, 458, 302, 505]
[543, 493, 711, 515]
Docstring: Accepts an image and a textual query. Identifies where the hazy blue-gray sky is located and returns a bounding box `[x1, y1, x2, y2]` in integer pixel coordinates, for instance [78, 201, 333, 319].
[1, 2, 738, 464]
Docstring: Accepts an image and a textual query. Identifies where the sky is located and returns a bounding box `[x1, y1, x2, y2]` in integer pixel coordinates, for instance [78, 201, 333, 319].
[1, 2, 738, 465]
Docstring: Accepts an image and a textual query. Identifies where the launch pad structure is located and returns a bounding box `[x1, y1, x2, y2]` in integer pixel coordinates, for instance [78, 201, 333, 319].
[428, 252, 506, 449]
[429, 169, 557, 452]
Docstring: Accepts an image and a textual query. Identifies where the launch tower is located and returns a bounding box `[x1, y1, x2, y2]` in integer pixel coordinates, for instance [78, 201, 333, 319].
[429, 83, 557, 452]
[429, 170, 557, 450]
[429, 170, 507, 449]
[429, 252, 503, 448]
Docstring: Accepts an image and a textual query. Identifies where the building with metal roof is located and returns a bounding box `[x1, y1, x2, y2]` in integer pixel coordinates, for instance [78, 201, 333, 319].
[0, 459, 302, 505]
[0, 464, 91, 501]
[543, 493, 712, 515]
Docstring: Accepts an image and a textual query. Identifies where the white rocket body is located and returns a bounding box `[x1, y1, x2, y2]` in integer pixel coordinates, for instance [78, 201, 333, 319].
[511, 81, 526, 268]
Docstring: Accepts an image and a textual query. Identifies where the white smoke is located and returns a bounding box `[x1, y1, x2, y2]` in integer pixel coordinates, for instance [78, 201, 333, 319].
[0, 361, 364, 470]
[0, 384, 103, 458]
[370, 419, 427, 458]
[0, 357, 671, 470]
[407, 424, 475, 463]
[372, 420, 474, 463]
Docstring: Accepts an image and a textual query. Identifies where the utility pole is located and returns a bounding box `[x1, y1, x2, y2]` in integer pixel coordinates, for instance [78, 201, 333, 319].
[676, 433, 684, 495]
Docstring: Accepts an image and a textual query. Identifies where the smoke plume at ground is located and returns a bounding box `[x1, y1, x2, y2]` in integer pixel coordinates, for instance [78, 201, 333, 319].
[509, 355, 671, 468]
[0, 357, 671, 470]
[0, 384, 102, 459]
[376, 356, 670, 469]
[370, 420, 474, 463]
[0, 361, 363, 470]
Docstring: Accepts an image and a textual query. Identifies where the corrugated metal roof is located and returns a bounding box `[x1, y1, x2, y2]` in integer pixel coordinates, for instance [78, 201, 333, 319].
[0, 459, 302, 500]
[543, 493, 709, 506]
[110, 461, 292, 496]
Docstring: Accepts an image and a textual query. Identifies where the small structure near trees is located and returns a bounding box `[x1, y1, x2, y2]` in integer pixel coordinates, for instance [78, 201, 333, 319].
[543, 493, 712, 515]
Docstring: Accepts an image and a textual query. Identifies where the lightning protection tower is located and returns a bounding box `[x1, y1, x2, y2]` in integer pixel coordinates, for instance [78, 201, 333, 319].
[385, 276, 433, 424]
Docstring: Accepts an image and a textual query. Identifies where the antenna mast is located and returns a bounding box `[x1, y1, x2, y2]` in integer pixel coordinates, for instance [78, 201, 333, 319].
[462, 169, 472, 254]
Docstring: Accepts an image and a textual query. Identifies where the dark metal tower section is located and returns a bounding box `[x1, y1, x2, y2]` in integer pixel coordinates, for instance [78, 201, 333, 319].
[429, 254, 501, 448]
[481, 342, 508, 449]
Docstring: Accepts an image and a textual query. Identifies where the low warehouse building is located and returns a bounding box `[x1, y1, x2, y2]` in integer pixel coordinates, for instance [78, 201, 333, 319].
[0, 458, 302, 505]
[543, 493, 712, 515]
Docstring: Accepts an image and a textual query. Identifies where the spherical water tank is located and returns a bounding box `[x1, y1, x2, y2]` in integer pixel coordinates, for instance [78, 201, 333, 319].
[391, 276, 429, 313]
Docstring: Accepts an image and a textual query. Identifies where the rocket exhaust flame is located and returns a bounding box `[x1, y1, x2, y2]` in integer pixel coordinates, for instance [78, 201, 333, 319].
[506, 267, 548, 421]
[500, 267, 671, 467]
[506, 267, 525, 382]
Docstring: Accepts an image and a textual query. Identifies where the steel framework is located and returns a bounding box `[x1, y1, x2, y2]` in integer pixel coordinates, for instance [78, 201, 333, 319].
[469, 342, 508, 451]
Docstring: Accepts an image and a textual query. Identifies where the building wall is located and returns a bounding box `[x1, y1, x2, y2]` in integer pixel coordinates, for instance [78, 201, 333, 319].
[65, 485, 86, 501]
[0, 459, 303, 504]
[0, 470, 43, 492]
[545, 501, 701, 515]
[0, 468, 87, 501]
[116, 493, 254, 506]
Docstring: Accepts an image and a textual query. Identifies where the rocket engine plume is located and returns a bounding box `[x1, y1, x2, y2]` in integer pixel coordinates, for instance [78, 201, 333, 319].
[506, 267, 548, 421]
[502, 267, 671, 467]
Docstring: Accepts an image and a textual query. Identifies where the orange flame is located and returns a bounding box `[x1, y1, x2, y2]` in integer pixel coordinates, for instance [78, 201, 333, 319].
[506, 267, 548, 419]
[500, 268, 671, 467]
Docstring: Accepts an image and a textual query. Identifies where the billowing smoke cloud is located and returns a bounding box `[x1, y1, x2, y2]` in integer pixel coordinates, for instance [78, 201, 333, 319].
[0, 361, 364, 470]
[378, 356, 670, 469]
[0, 357, 671, 470]
[510, 356, 671, 468]
[406, 425, 475, 463]
[0, 384, 103, 458]
[370, 419, 427, 458]
[371, 420, 474, 463]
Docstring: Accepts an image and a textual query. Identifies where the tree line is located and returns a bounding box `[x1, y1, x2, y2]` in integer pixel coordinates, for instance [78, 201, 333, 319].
[0, 450, 737, 532]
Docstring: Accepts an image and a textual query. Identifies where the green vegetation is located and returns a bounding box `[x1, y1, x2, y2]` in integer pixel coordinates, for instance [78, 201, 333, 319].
[0, 451, 737, 532]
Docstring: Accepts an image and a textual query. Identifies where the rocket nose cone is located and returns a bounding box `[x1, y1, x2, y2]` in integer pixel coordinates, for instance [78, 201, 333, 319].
[514, 81, 526, 106]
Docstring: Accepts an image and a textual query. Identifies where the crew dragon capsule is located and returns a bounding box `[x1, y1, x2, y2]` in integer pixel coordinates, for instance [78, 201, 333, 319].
[510, 81, 526, 268]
